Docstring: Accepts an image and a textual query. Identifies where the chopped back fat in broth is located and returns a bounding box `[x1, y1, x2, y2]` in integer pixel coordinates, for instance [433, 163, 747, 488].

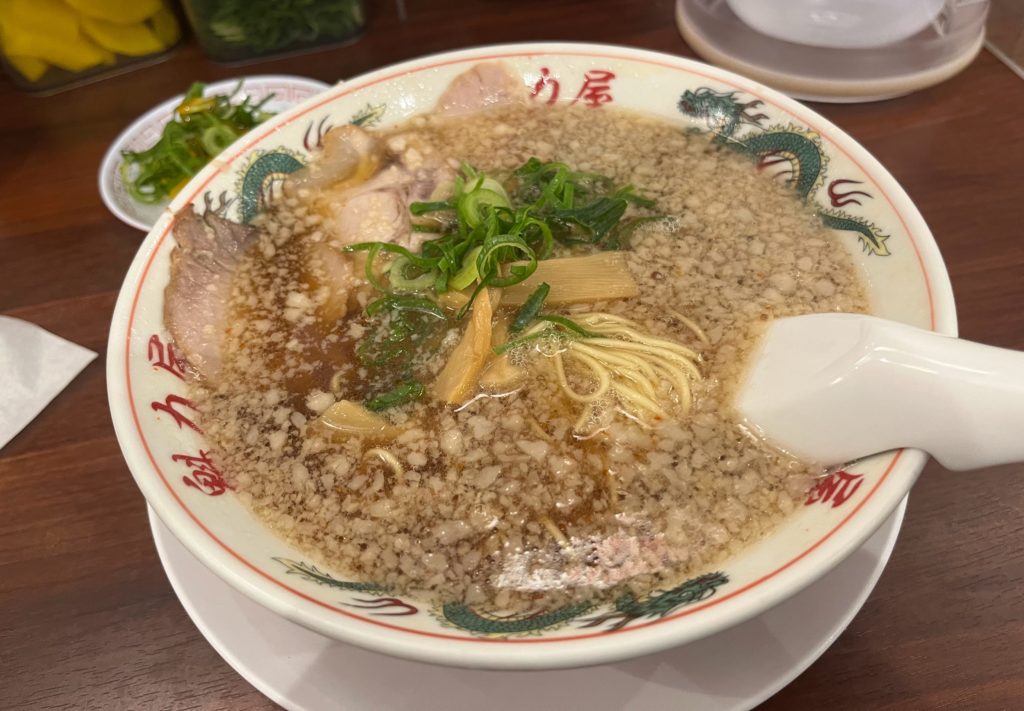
[189, 102, 868, 610]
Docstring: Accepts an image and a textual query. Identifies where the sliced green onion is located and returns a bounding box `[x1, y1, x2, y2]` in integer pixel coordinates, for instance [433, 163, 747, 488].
[551, 197, 630, 245]
[456, 280, 488, 320]
[620, 187, 657, 209]
[460, 189, 509, 228]
[458, 174, 512, 227]
[448, 246, 482, 291]
[477, 177, 511, 202]
[345, 241, 437, 270]
[353, 159, 656, 342]
[410, 200, 453, 216]
[538, 314, 601, 338]
[366, 295, 446, 320]
[494, 312, 598, 354]
[360, 243, 391, 292]
[200, 124, 238, 155]
[388, 255, 436, 292]
[476, 233, 537, 288]
[365, 381, 426, 411]
[510, 282, 550, 334]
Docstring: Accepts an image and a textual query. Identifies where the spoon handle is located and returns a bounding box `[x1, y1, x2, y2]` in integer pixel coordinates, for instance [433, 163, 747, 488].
[738, 314, 1024, 470]
[879, 323, 1024, 470]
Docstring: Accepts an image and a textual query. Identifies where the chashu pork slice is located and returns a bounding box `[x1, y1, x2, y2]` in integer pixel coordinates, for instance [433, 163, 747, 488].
[310, 128, 455, 254]
[301, 60, 528, 256]
[164, 210, 259, 383]
[435, 62, 525, 116]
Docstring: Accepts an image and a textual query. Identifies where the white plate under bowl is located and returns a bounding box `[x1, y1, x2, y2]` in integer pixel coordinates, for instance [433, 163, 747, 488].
[109, 43, 955, 670]
[151, 498, 906, 710]
[98, 75, 330, 231]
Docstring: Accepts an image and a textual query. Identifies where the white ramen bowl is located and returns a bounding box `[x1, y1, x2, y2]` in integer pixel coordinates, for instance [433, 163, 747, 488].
[107, 43, 956, 670]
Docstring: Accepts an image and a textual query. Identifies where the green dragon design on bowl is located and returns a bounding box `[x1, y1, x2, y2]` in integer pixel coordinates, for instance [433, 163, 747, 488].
[677, 87, 890, 256]
[275, 556, 730, 635]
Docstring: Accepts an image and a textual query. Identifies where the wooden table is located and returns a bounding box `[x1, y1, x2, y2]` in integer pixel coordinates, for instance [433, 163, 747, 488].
[3, 1, 1022, 708]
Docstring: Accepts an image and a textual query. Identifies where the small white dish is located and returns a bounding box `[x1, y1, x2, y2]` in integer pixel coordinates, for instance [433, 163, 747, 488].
[150, 499, 906, 710]
[99, 75, 330, 231]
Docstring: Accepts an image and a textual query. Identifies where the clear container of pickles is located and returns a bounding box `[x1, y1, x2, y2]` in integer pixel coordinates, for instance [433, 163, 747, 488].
[181, 0, 365, 63]
[0, 0, 181, 94]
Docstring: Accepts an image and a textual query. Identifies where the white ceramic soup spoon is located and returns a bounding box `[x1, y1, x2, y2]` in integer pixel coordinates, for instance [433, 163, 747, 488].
[736, 313, 1024, 470]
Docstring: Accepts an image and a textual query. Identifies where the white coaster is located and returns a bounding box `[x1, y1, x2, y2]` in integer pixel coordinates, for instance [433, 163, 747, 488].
[676, 0, 986, 102]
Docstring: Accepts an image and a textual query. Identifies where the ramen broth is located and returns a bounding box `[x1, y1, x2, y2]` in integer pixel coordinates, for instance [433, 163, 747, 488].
[191, 103, 868, 608]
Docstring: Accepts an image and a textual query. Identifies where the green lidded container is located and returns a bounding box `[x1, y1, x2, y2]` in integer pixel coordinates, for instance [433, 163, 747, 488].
[181, 0, 366, 63]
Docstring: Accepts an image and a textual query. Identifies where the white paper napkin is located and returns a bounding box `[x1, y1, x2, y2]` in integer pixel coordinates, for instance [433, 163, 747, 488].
[0, 316, 98, 451]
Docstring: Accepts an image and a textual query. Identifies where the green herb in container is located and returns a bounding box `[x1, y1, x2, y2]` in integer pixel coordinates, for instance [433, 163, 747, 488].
[182, 0, 366, 63]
